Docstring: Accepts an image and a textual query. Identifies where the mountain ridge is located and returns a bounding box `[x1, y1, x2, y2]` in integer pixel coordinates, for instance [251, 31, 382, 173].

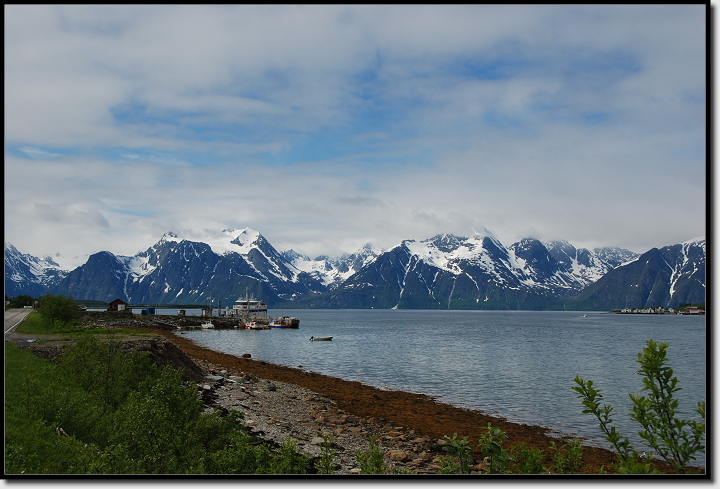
[5, 230, 705, 310]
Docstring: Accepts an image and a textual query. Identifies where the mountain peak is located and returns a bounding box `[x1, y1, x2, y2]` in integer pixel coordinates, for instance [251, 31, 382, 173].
[159, 231, 181, 242]
[472, 227, 496, 239]
[684, 236, 705, 246]
[227, 228, 261, 246]
[160, 227, 264, 256]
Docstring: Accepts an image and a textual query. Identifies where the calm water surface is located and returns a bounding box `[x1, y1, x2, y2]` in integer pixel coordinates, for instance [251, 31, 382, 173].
[178, 309, 706, 460]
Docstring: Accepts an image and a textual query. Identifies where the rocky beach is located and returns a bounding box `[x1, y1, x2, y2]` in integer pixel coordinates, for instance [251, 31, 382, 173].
[139, 323, 624, 474]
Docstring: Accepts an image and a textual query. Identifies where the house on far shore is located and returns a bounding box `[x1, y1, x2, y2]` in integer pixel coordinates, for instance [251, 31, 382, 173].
[107, 298, 129, 312]
[682, 306, 705, 315]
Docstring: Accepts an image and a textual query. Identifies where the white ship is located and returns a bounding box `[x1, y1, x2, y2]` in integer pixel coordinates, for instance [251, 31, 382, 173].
[232, 290, 268, 318]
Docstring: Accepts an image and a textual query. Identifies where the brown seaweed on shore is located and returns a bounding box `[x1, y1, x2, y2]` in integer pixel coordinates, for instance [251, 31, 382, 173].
[145, 326, 631, 473]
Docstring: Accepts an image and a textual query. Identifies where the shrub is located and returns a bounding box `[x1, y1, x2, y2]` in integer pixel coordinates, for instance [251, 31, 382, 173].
[438, 432, 473, 474]
[356, 437, 388, 474]
[37, 294, 81, 331]
[316, 435, 336, 474]
[573, 339, 705, 474]
[477, 423, 509, 473]
[5, 340, 311, 474]
[508, 442, 546, 474]
[548, 438, 583, 473]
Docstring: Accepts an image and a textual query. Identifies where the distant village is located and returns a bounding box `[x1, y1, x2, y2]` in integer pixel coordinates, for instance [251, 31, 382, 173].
[610, 306, 705, 315]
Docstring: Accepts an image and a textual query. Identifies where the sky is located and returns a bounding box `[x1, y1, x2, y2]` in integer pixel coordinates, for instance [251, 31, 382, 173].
[4, 5, 707, 268]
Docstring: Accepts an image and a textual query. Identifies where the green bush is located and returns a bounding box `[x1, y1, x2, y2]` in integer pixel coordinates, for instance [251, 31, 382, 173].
[477, 423, 510, 473]
[37, 294, 81, 331]
[356, 437, 388, 474]
[437, 432, 473, 474]
[5, 338, 311, 474]
[548, 438, 583, 473]
[508, 442, 545, 474]
[316, 435, 336, 474]
[573, 339, 705, 474]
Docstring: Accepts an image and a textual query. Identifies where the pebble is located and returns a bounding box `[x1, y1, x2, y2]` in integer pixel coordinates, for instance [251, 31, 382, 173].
[197, 359, 449, 474]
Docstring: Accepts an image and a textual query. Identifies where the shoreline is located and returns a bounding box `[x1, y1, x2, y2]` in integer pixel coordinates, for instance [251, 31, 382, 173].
[148, 326, 623, 473]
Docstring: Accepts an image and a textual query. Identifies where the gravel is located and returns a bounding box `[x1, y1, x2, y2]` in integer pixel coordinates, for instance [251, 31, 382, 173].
[200, 365, 447, 474]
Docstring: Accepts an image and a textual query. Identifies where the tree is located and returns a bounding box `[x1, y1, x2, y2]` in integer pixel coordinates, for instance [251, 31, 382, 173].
[37, 294, 81, 330]
[6, 295, 35, 309]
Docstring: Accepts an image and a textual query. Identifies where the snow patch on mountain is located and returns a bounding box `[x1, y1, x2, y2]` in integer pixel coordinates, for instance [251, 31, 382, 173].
[282, 243, 382, 288]
[4, 243, 71, 295]
[125, 254, 156, 278]
[389, 235, 639, 296]
[669, 237, 705, 297]
[684, 236, 705, 246]
[155, 229, 259, 256]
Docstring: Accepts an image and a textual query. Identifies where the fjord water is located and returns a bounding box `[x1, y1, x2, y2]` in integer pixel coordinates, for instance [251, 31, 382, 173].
[179, 309, 705, 461]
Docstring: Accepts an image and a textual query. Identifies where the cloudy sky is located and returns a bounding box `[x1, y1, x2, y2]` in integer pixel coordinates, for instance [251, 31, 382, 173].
[5, 5, 706, 266]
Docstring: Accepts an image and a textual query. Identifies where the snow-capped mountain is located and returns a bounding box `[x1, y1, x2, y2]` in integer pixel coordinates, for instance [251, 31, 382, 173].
[6, 229, 704, 311]
[281, 243, 382, 289]
[4, 243, 70, 297]
[541, 240, 638, 288]
[567, 237, 706, 310]
[295, 233, 641, 309]
[46, 228, 327, 305]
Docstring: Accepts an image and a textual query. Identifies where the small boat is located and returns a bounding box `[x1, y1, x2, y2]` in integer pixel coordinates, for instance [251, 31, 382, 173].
[247, 321, 267, 330]
[201, 322, 214, 329]
[310, 336, 333, 341]
[269, 316, 300, 328]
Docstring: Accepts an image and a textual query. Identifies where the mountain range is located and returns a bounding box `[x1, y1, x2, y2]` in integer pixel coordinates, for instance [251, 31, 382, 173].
[4, 229, 705, 311]
[4, 243, 69, 298]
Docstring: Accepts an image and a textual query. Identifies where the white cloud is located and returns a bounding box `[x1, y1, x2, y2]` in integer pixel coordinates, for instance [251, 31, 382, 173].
[4, 5, 706, 262]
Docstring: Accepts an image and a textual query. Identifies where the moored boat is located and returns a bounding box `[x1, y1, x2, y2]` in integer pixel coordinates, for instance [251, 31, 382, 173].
[269, 316, 300, 328]
[309, 336, 332, 341]
[232, 289, 268, 318]
[247, 321, 268, 330]
[201, 321, 214, 329]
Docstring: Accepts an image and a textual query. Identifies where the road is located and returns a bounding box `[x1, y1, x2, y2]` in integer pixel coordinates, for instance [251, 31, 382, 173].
[4, 308, 34, 334]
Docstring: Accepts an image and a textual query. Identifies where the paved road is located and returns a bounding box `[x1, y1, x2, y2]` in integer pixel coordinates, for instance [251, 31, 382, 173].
[4, 308, 34, 334]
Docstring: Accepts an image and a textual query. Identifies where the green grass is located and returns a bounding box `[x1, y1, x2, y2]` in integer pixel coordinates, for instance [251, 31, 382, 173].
[15, 312, 153, 337]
